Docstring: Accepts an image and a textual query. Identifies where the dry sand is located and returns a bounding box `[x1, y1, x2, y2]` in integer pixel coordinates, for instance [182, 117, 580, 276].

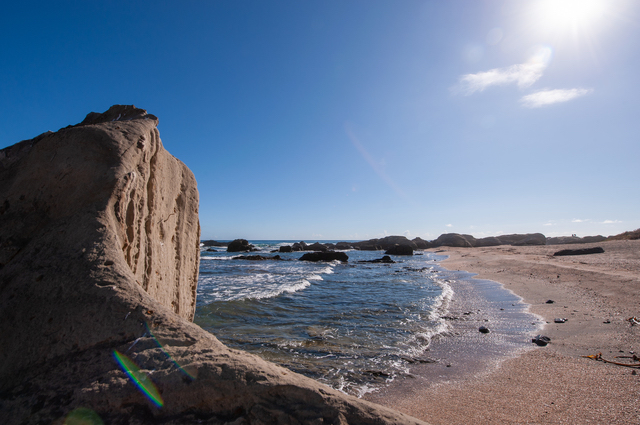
[366, 240, 640, 424]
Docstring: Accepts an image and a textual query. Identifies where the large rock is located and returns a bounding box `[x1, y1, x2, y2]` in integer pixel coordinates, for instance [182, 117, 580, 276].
[226, 238, 256, 252]
[433, 233, 476, 247]
[385, 244, 414, 255]
[0, 106, 426, 425]
[412, 237, 434, 249]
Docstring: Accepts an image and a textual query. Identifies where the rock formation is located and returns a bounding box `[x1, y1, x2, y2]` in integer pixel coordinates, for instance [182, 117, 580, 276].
[226, 238, 256, 252]
[385, 245, 414, 255]
[546, 235, 607, 245]
[0, 106, 426, 425]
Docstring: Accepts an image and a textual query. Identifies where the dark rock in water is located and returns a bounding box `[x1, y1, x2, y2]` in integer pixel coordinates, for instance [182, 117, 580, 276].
[299, 251, 349, 262]
[233, 255, 281, 261]
[201, 240, 229, 247]
[206, 248, 218, 252]
[385, 244, 414, 255]
[291, 241, 307, 251]
[532, 335, 551, 346]
[479, 326, 490, 334]
[335, 242, 354, 250]
[359, 255, 395, 264]
[227, 239, 257, 252]
[279, 245, 293, 253]
[306, 242, 329, 252]
[553, 247, 605, 256]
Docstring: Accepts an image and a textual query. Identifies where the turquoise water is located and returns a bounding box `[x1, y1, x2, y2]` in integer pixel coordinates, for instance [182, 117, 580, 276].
[194, 241, 458, 396]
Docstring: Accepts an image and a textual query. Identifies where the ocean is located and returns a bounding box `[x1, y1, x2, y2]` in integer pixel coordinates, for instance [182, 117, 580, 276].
[194, 241, 537, 397]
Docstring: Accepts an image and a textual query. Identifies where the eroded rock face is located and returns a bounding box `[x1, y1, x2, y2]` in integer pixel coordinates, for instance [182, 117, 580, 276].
[0, 106, 426, 425]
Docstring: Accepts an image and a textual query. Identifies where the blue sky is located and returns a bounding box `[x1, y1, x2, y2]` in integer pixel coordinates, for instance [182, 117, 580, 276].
[2, 0, 638, 240]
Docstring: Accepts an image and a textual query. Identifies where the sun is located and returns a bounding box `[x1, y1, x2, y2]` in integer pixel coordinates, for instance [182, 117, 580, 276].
[531, 0, 607, 32]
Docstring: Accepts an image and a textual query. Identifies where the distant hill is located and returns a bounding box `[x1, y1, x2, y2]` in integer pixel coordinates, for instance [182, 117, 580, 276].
[607, 228, 640, 241]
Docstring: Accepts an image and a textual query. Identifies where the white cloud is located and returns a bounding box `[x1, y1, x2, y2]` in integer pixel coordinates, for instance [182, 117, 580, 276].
[520, 88, 593, 108]
[455, 62, 546, 95]
[572, 218, 589, 223]
[445, 224, 453, 228]
[602, 220, 622, 224]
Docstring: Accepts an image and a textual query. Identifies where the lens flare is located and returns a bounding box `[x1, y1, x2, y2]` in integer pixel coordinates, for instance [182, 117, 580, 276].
[63, 407, 104, 425]
[113, 350, 164, 408]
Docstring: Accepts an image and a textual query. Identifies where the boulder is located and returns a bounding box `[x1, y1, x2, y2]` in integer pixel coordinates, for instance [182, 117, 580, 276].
[412, 237, 434, 249]
[376, 236, 418, 250]
[335, 241, 354, 250]
[201, 240, 228, 247]
[0, 106, 425, 425]
[553, 247, 605, 256]
[299, 251, 349, 262]
[385, 244, 414, 255]
[291, 241, 307, 251]
[226, 238, 256, 252]
[433, 233, 476, 247]
[494, 233, 546, 246]
[306, 242, 329, 252]
[474, 236, 502, 247]
[278, 245, 293, 253]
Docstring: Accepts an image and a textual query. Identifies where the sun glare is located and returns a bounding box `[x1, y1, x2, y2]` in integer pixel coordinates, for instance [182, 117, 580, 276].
[532, 0, 607, 32]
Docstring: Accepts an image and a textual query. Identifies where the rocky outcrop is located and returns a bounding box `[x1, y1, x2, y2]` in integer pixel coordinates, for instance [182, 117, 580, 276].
[306, 242, 329, 252]
[412, 237, 434, 249]
[429, 233, 547, 248]
[547, 235, 607, 245]
[201, 239, 228, 247]
[433, 233, 476, 247]
[0, 106, 426, 425]
[227, 238, 256, 252]
[385, 245, 414, 255]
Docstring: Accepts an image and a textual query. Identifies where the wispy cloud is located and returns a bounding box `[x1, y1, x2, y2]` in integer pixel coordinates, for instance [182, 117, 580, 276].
[520, 88, 593, 108]
[454, 62, 546, 95]
[445, 224, 453, 228]
[602, 219, 622, 224]
[572, 218, 589, 223]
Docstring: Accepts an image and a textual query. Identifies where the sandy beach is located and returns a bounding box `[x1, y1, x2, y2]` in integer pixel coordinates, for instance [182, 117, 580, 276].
[366, 239, 640, 424]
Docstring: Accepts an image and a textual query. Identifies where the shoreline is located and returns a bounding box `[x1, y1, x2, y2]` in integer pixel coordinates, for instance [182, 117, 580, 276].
[365, 239, 640, 424]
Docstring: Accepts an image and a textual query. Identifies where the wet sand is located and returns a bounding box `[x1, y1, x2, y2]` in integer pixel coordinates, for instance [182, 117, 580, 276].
[365, 240, 640, 424]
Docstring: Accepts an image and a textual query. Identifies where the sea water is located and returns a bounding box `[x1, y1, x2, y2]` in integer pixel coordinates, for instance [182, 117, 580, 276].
[194, 241, 465, 396]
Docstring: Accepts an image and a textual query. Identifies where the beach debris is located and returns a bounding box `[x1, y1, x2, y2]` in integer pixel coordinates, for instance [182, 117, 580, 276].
[532, 335, 551, 346]
[546, 299, 555, 304]
[582, 353, 640, 368]
[554, 318, 568, 323]
[478, 326, 490, 334]
[603, 319, 611, 324]
[553, 247, 604, 256]
[627, 317, 640, 326]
